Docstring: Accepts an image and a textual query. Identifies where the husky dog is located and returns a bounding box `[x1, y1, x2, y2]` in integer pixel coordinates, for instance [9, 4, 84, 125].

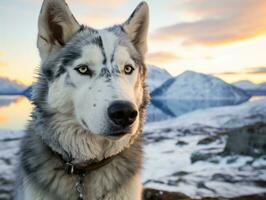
[15, 0, 149, 199]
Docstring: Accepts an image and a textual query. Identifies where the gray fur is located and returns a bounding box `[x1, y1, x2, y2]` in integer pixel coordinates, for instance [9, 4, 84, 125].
[15, 1, 150, 199]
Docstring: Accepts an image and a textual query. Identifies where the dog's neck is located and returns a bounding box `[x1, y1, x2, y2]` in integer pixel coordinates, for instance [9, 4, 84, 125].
[36, 112, 138, 163]
[45, 141, 122, 176]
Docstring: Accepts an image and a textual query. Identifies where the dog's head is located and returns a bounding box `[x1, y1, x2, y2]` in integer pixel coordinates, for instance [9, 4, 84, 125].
[36, 0, 149, 143]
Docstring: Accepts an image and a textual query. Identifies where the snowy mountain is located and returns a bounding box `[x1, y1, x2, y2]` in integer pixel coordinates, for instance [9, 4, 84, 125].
[152, 71, 250, 101]
[233, 80, 266, 95]
[0, 77, 26, 95]
[146, 65, 172, 92]
[23, 86, 33, 99]
[146, 71, 251, 122]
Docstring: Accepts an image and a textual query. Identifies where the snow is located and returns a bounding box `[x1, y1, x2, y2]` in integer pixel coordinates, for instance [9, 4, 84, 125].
[142, 127, 266, 198]
[142, 99, 266, 198]
[233, 80, 259, 90]
[0, 129, 24, 199]
[1, 99, 266, 198]
[145, 98, 266, 130]
[233, 80, 266, 95]
[146, 65, 172, 93]
[146, 103, 172, 122]
[0, 77, 26, 95]
[233, 80, 266, 90]
[152, 71, 250, 102]
[147, 71, 254, 123]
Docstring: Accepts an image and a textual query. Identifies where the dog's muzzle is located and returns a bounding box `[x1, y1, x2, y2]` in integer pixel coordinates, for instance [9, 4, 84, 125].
[107, 100, 138, 136]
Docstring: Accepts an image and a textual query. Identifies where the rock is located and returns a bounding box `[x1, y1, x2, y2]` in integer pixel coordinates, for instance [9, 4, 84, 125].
[191, 151, 216, 163]
[142, 188, 266, 200]
[143, 188, 189, 200]
[211, 173, 235, 182]
[223, 122, 266, 157]
[176, 140, 188, 146]
[197, 136, 219, 145]
[172, 171, 190, 177]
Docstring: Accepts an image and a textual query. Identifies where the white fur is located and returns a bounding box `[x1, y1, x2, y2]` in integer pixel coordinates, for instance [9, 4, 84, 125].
[18, 0, 149, 199]
[99, 30, 118, 67]
[57, 36, 140, 136]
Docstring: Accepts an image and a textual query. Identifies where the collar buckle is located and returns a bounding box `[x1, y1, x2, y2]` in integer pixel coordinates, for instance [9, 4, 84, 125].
[65, 162, 75, 175]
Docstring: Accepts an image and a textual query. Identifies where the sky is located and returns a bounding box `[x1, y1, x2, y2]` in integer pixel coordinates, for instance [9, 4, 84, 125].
[1, 0, 266, 86]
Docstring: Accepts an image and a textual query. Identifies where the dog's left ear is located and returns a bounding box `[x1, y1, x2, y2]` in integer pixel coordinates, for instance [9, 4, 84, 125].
[37, 0, 80, 61]
[123, 2, 149, 56]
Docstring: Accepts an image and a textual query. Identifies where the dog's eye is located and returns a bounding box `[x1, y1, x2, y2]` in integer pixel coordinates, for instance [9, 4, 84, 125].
[124, 64, 134, 75]
[75, 65, 92, 76]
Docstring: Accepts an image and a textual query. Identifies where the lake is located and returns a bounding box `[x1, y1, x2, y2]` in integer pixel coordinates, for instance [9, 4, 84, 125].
[0, 96, 32, 130]
[0, 95, 265, 130]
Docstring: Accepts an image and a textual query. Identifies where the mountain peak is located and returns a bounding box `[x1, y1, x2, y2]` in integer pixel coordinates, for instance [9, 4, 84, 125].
[152, 70, 250, 101]
[146, 65, 172, 92]
[0, 77, 27, 95]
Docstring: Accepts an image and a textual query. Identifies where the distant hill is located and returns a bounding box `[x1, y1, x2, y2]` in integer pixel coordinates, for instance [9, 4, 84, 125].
[152, 70, 251, 102]
[146, 65, 172, 92]
[233, 80, 266, 95]
[0, 77, 27, 95]
[146, 71, 251, 122]
[22, 86, 33, 99]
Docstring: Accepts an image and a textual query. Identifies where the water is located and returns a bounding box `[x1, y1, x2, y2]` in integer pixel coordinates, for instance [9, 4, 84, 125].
[0, 96, 32, 130]
[250, 95, 266, 101]
[0, 95, 265, 130]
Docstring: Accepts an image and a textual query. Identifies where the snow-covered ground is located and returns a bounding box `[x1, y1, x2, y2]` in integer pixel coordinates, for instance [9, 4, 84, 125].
[142, 99, 266, 198]
[0, 130, 24, 199]
[0, 99, 266, 198]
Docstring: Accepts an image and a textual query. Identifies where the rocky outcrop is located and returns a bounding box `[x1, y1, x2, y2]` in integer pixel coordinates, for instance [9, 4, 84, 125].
[143, 188, 266, 200]
[223, 122, 266, 157]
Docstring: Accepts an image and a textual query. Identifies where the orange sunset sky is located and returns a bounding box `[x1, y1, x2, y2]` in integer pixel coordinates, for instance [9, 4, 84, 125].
[1, 0, 266, 86]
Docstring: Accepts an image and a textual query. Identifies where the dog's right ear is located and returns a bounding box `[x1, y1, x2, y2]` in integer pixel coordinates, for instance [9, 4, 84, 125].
[37, 0, 80, 61]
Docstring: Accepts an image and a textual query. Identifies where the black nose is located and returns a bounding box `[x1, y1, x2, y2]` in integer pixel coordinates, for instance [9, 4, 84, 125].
[108, 101, 138, 127]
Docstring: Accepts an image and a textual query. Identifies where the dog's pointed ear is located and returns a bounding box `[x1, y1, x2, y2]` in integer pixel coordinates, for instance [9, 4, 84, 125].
[37, 0, 80, 61]
[122, 2, 149, 56]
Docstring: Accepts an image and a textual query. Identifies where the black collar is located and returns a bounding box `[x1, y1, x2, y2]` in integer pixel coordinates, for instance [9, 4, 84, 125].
[54, 155, 117, 175]
[46, 144, 121, 175]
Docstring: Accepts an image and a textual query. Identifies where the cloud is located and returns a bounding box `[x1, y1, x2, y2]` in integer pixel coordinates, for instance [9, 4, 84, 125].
[244, 67, 266, 74]
[0, 51, 5, 56]
[0, 61, 8, 67]
[146, 51, 181, 64]
[67, 0, 128, 8]
[0, 51, 8, 67]
[79, 14, 125, 28]
[213, 71, 239, 75]
[22, 0, 128, 8]
[0, 116, 7, 123]
[153, 0, 266, 46]
[213, 66, 266, 76]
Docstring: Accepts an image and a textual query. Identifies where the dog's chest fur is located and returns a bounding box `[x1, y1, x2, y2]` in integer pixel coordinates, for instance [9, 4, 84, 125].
[17, 133, 142, 200]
